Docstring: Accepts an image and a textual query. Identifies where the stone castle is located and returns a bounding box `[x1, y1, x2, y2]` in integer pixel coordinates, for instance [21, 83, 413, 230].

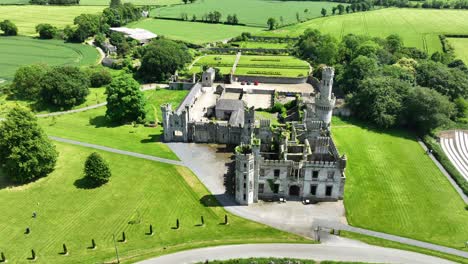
[161, 67, 346, 205]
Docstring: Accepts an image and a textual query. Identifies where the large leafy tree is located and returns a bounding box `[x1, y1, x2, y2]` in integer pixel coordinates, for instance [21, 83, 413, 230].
[138, 39, 192, 82]
[11, 64, 49, 100]
[105, 75, 146, 123]
[0, 20, 18, 36]
[0, 107, 58, 184]
[84, 152, 111, 185]
[35, 23, 57, 39]
[39, 66, 90, 108]
[338, 55, 379, 94]
[296, 29, 338, 65]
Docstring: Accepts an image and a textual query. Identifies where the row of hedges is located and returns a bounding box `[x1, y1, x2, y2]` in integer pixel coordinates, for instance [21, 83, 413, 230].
[423, 135, 468, 196]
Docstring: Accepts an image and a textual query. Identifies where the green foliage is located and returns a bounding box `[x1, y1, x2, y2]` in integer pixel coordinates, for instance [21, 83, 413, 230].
[0, 106, 57, 183]
[339, 55, 379, 94]
[0, 20, 18, 36]
[89, 68, 112, 88]
[39, 66, 90, 108]
[35, 23, 57, 39]
[105, 74, 146, 124]
[138, 39, 192, 82]
[11, 64, 49, 100]
[296, 29, 338, 65]
[267, 17, 277, 30]
[65, 13, 100, 42]
[84, 152, 111, 185]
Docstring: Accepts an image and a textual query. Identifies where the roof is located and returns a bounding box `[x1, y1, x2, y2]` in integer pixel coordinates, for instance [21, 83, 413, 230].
[216, 99, 245, 112]
[109, 27, 157, 42]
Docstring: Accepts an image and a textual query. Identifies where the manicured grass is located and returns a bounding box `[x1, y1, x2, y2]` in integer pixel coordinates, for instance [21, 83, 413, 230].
[80, 0, 180, 5]
[340, 231, 468, 264]
[447, 37, 468, 64]
[331, 117, 468, 250]
[190, 55, 237, 74]
[260, 8, 468, 54]
[128, 19, 264, 44]
[0, 5, 104, 36]
[196, 259, 374, 264]
[153, 0, 345, 27]
[255, 111, 280, 126]
[235, 55, 310, 77]
[232, 41, 291, 49]
[0, 36, 99, 82]
[0, 141, 308, 264]
[37, 89, 188, 160]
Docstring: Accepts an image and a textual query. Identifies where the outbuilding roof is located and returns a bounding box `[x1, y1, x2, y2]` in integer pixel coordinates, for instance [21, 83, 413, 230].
[109, 27, 157, 42]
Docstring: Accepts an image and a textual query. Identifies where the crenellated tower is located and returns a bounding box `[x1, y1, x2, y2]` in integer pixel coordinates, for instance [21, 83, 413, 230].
[315, 67, 336, 126]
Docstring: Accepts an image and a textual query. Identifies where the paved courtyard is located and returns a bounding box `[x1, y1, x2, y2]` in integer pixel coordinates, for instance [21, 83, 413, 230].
[167, 143, 347, 238]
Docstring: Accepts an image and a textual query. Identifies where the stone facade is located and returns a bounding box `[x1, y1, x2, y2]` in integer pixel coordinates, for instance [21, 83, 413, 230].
[161, 67, 346, 205]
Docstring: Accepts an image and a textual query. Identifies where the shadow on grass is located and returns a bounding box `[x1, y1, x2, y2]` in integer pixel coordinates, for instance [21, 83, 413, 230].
[141, 134, 163, 143]
[89, 115, 120, 128]
[199, 194, 239, 207]
[0, 168, 47, 190]
[74, 177, 105, 190]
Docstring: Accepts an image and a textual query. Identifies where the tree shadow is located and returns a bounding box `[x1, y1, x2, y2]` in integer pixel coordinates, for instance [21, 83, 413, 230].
[88, 115, 120, 128]
[199, 194, 238, 207]
[140, 134, 163, 143]
[0, 168, 46, 190]
[73, 177, 104, 190]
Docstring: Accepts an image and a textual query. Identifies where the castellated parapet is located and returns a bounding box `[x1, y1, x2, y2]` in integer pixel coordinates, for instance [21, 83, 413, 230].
[315, 67, 336, 126]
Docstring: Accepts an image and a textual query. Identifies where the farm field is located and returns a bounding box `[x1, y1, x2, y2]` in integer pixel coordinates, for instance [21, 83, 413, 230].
[190, 55, 236, 74]
[0, 141, 307, 264]
[129, 19, 263, 44]
[0, 5, 104, 35]
[153, 0, 345, 27]
[79, 0, 180, 5]
[447, 38, 468, 64]
[0, 36, 100, 82]
[37, 89, 189, 160]
[331, 117, 468, 250]
[235, 55, 310, 77]
[260, 8, 468, 54]
[232, 41, 291, 49]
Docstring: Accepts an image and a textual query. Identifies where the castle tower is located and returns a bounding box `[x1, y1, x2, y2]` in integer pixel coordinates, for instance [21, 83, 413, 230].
[315, 67, 336, 126]
[235, 145, 258, 205]
[160, 104, 189, 142]
[241, 107, 255, 144]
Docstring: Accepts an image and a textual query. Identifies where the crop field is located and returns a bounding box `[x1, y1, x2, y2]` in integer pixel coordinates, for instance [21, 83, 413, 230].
[153, 0, 345, 27]
[79, 0, 180, 5]
[232, 41, 291, 49]
[447, 38, 468, 64]
[332, 117, 468, 250]
[129, 19, 263, 44]
[0, 36, 99, 82]
[37, 89, 189, 160]
[0, 141, 306, 263]
[190, 55, 236, 74]
[235, 55, 310, 77]
[260, 8, 468, 54]
[0, 5, 104, 35]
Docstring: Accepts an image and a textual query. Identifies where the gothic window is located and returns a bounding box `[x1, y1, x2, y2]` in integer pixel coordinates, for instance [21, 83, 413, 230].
[243, 182, 246, 189]
[274, 169, 280, 178]
[327, 171, 335, 180]
[259, 183, 264, 193]
[273, 184, 280, 193]
[310, 185, 317, 195]
[326, 186, 333, 196]
[312, 170, 319, 179]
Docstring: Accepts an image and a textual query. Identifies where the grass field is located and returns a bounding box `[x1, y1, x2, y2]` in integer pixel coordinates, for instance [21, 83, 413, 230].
[235, 55, 310, 77]
[447, 37, 468, 64]
[129, 19, 264, 44]
[153, 0, 345, 27]
[0, 36, 99, 82]
[0, 141, 307, 264]
[331, 117, 468, 250]
[190, 55, 236, 74]
[232, 41, 291, 49]
[37, 89, 188, 160]
[260, 8, 468, 54]
[80, 0, 180, 5]
[0, 5, 104, 35]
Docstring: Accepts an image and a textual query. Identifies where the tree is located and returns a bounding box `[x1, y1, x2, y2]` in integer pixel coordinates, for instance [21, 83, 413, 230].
[332, 6, 337, 15]
[339, 55, 379, 94]
[90, 68, 112, 87]
[404, 87, 454, 133]
[0, 107, 57, 184]
[337, 4, 345, 15]
[346, 5, 351, 13]
[385, 34, 403, 53]
[138, 39, 192, 82]
[267, 17, 277, 30]
[11, 64, 49, 100]
[105, 75, 146, 123]
[182, 0, 188, 3]
[39, 66, 90, 108]
[296, 29, 338, 65]
[66, 14, 100, 42]
[35, 23, 57, 39]
[109, 0, 121, 8]
[321, 8, 327, 17]
[0, 20, 18, 36]
[84, 152, 111, 185]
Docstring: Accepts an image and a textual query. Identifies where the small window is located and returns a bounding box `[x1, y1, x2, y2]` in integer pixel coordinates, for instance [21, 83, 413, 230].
[244, 163, 247, 168]
[243, 175, 246, 180]
[273, 184, 280, 194]
[327, 171, 335, 180]
[312, 171, 319, 179]
[326, 186, 333, 196]
[310, 185, 317, 195]
[259, 169, 265, 177]
[243, 183, 246, 189]
[243, 194, 246, 201]
[259, 183, 264, 193]
[274, 169, 280, 178]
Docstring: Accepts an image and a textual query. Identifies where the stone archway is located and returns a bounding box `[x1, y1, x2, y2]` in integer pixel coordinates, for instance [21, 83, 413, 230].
[289, 185, 300, 196]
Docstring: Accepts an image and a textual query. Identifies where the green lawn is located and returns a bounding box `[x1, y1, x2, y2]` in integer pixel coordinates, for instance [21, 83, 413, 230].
[37, 89, 188, 160]
[190, 55, 237, 74]
[0, 36, 99, 82]
[128, 19, 264, 45]
[0, 141, 308, 264]
[153, 0, 345, 27]
[235, 55, 310, 77]
[80, 0, 180, 5]
[447, 37, 468, 64]
[0, 5, 104, 36]
[232, 41, 291, 49]
[260, 8, 468, 54]
[331, 117, 468, 250]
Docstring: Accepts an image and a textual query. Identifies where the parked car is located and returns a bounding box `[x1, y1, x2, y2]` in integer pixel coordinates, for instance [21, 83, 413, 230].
[241, 81, 246, 85]
[254, 81, 259, 86]
[247, 81, 251, 85]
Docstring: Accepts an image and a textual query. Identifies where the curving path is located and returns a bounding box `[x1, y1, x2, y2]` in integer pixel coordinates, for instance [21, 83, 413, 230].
[136, 243, 456, 264]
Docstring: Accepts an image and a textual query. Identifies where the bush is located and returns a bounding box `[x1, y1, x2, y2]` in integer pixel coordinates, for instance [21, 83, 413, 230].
[84, 152, 111, 185]
[0, 20, 18, 36]
[35, 23, 57, 39]
[11, 64, 49, 100]
[90, 69, 112, 88]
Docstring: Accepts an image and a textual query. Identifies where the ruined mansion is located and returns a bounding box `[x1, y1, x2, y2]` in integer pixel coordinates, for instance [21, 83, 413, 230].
[161, 67, 346, 205]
